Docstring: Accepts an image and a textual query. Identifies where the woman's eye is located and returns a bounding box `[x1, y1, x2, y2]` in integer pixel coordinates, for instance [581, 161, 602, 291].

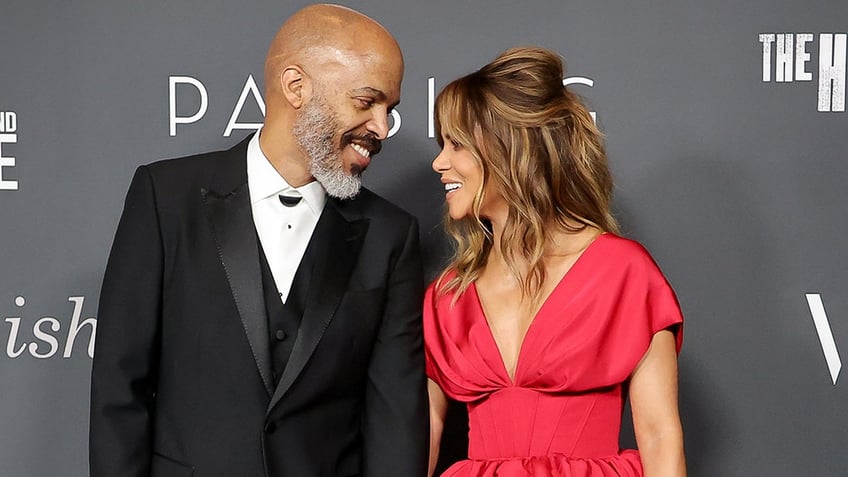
[450, 139, 461, 149]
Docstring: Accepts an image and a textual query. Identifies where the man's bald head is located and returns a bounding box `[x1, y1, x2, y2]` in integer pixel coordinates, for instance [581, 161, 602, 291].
[264, 4, 403, 98]
[257, 4, 404, 194]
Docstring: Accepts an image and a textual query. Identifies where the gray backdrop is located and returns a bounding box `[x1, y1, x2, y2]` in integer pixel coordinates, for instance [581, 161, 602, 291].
[2, 1, 846, 476]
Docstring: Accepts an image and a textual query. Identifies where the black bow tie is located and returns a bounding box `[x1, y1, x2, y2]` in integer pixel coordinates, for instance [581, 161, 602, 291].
[278, 194, 302, 207]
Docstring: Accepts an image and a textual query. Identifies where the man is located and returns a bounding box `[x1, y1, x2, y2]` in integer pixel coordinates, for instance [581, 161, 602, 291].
[89, 5, 428, 477]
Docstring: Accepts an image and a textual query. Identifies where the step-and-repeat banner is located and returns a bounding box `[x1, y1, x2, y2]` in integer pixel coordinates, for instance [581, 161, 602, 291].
[2, 1, 846, 476]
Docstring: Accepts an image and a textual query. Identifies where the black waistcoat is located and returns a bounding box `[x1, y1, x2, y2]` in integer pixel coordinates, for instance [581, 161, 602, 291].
[257, 238, 315, 384]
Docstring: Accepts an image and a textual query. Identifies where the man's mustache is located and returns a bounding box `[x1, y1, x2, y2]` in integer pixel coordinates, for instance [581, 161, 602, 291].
[342, 133, 382, 156]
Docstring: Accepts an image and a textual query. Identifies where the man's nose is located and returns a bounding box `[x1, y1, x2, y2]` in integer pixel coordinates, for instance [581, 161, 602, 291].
[366, 109, 390, 140]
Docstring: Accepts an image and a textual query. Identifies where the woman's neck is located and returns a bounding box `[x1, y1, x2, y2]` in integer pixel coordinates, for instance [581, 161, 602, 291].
[484, 207, 601, 280]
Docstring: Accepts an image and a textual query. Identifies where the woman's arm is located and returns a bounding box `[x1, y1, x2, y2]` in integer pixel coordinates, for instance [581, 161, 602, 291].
[428, 378, 449, 477]
[629, 329, 686, 477]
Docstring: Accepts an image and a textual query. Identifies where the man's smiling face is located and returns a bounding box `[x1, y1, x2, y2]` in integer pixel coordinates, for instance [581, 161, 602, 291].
[293, 46, 403, 199]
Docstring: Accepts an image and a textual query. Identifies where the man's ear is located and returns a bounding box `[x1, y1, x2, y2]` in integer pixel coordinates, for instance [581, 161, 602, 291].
[281, 66, 311, 109]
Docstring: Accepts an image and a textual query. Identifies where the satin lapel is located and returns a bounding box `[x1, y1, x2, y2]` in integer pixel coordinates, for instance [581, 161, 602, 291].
[201, 136, 274, 396]
[268, 199, 369, 411]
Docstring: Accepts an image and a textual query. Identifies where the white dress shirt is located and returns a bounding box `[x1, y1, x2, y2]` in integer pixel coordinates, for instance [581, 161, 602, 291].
[247, 130, 327, 303]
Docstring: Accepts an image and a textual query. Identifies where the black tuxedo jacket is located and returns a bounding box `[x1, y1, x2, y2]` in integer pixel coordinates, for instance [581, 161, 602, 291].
[90, 136, 428, 477]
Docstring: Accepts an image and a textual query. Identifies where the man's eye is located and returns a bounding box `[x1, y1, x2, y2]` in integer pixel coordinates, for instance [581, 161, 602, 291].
[358, 99, 374, 108]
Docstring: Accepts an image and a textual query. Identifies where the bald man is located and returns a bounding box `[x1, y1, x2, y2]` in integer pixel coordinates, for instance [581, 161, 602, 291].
[89, 5, 428, 477]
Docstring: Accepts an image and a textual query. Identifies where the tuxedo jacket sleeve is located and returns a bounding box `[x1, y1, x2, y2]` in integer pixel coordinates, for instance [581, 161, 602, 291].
[361, 216, 429, 477]
[90, 165, 162, 477]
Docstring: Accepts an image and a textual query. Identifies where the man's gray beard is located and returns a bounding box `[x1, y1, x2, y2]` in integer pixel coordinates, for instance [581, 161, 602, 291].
[292, 96, 362, 199]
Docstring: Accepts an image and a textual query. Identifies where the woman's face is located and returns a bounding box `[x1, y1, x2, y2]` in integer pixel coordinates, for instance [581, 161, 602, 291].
[432, 134, 490, 220]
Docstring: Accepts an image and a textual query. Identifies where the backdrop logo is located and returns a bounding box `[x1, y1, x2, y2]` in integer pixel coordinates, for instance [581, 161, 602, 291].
[806, 294, 842, 385]
[0, 111, 18, 191]
[168, 75, 595, 138]
[168, 75, 402, 138]
[759, 33, 846, 112]
[3, 296, 96, 359]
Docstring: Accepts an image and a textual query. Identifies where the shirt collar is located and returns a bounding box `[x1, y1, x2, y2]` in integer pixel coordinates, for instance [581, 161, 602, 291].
[247, 128, 327, 217]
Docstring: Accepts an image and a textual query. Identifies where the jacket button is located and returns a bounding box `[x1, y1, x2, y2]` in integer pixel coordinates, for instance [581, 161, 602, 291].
[275, 329, 287, 341]
[264, 421, 277, 434]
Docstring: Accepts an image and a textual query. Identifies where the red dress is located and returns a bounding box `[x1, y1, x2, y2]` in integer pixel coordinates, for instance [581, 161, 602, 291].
[424, 234, 683, 477]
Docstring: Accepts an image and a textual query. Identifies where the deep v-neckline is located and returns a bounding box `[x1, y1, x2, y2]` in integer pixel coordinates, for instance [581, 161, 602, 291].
[470, 233, 607, 385]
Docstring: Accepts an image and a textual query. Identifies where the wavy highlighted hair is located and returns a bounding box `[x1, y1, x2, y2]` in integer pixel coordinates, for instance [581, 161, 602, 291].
[435, 47, 619, 305]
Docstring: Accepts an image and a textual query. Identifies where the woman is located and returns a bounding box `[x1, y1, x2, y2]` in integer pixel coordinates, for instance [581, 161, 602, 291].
[425, 47, 686, 477]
